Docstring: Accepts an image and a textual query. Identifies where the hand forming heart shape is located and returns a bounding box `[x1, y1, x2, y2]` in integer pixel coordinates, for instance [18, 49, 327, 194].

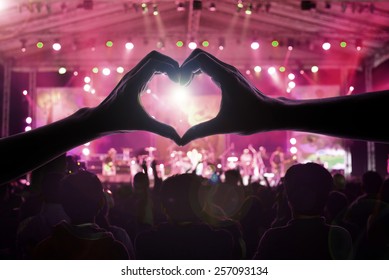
[90, 49, 283, 147]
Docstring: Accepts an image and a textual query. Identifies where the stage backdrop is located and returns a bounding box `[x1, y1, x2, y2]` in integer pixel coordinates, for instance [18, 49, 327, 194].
[35, 74, 225, 164]
[288, 85, 348, 172]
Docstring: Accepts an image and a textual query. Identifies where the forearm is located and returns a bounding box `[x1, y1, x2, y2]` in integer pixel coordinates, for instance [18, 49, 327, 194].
[0, 107, 102, 184]
[276, 90, 389, 142]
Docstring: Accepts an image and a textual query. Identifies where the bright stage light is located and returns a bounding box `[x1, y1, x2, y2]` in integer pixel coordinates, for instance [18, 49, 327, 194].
[92, 67, 99, 74]
[73, 71, 79, 76]
[246, 70, 251, 75]
[349, 86, 354, 91]
[172, 84, 190, 104]
[22, 90, 28, 95]
[288, 73, 295, 80]
[117, 66, 124, 74]
[254, 66, 262, 73]
[82, 147, 90, 156]
[52, 42, 61, 51]
[105, 40, 113, 47]
[102, 68, 111, 76]
[176, 40, 184, 47]
[288, 81, 296, 89]
[83, 84, 91, 92]
[125, 42, 134, 50]
[58, 67, 67, 74]
[290, 146, 298, 154]
[267, 67, 276, 75]
[202, 40, 209, 47]
[279, 66, 286, 72]
[36, 41, 44, 48]
[84, 76, 91, 83]
[26, 117, 32, 124]
[153, 5, 159, 15]
[311, 65, 319, 73]
[25, 126, 32, 132]
[340, 41, 347, 48]
[290, 137, 297, 145]
[271, 40, 279, 47]
[251, 41, 260, 50]
[322, 42, 331, 50]
[188, 41, 197, 50]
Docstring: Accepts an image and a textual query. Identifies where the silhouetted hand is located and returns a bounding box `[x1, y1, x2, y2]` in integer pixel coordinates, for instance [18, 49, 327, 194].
[179, 49, 283, 146]
[90, 51, 181, 144]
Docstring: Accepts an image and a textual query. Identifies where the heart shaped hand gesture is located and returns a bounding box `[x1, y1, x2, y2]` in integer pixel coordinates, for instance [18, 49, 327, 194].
[179, 49, 284, 146]
[90, 49, 285, 146]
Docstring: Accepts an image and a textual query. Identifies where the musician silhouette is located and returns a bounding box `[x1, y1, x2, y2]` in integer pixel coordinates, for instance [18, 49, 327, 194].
[270, 146, 286, 184]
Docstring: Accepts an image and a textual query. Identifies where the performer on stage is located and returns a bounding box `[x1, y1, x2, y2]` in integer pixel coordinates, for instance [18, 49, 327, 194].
[102, 148, 117, 176]
[248, 144, 267, 181]
[240, 148, 253, 178]
[270, 146, 286, 183]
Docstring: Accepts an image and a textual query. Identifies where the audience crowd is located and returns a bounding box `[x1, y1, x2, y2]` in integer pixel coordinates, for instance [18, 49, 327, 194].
[1, 154, 388, 260]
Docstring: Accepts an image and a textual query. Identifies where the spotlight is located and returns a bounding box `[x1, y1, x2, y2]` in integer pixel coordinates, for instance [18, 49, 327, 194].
[125, 42, 134, 50]
[20, 39, 27, 52]
[271, 40, 279, 47]
[102, 68, 111, 76]
[157, 39, 165, 49]
[288, 73, 295, 80]
[356, 39, 362, 51]
[267, 67, 276, 75]
[237, 1, 243, 12]
[340, 41, 347, 48]
[201, 40, 209, 47]
[26, 117, 32, 124]
[58, 67, 67, 74]
[188, 41, 197, 50]
[245, 3, 253, 15]
[311, 66, 319, 73]
[177, 2, 185, 12]
[251, 41, 260, 50]
[105, 40, 113, 47]
[288, 81, 296, 89]
[218, 37, 225, 50]
[176, 40, 184, 47]
[209, 3, 216, 12]
[287, 38, 295, 50]
[254, 66, 262, 73]
[322, 41, 331, 51]
[153, 5, 158, 15]
[290, 137, 297, 145]
[141, 3, 148, 13]
[52, 41, 61, 51]
[36, 41, 44, 48]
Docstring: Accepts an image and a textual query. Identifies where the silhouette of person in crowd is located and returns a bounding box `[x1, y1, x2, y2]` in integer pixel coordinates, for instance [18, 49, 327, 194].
[33, 170, 130, 259]
[135, 173, 234, 259]
[253, 162, 353, 259]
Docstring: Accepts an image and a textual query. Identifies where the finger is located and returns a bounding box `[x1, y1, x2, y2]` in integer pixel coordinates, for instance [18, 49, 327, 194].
[130, 57, 180, 93]
[131, 51, 179, 79]
[180, 118, 224, 146]
[144, 117, 181, 145]
[180, 50, 229, 87]
[183, 48, 236, 73]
